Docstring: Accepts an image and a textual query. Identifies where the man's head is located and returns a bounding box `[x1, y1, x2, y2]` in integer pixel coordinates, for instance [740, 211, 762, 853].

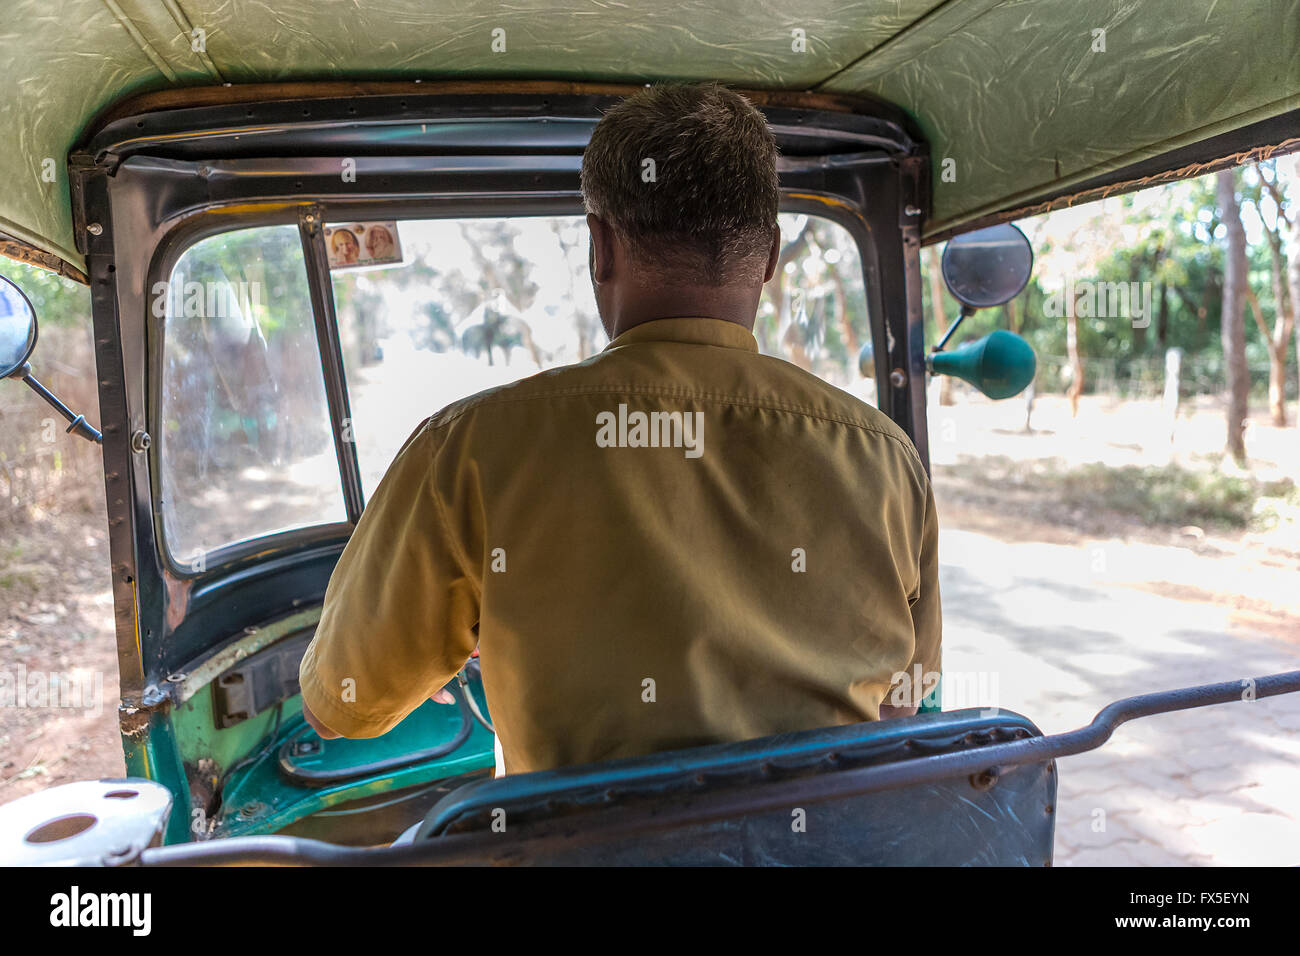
[581, 83, 781, 338]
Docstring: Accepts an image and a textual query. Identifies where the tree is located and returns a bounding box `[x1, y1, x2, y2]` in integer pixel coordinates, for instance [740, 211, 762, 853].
[460, 291, 542, 367]
[1064, 302, 1085, 417]
[1284, 156, 1300, 420]
[454, 221, 544, 367]
[766, 219, 814, 369]
[549, 219, 602, 360]
[1216, 169, 1249, 463]
[925, 246, 954, 405]
[1242, 161, 1294, 426]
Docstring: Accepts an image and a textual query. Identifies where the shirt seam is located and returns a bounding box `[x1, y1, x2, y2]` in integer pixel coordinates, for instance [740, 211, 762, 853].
[432, 384, 922, 462]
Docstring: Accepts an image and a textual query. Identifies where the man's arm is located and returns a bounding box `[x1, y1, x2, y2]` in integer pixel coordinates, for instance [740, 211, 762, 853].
[298, 420, 479, 739]
[881, 479, 942, 720]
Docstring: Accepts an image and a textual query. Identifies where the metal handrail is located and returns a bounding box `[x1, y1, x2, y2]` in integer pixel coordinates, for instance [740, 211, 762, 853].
[139, 670, 1300, 866]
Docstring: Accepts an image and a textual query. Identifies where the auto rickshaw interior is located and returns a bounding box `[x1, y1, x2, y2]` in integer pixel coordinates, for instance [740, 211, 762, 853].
[67, 85, 949, 848]
[0, 0, 1296, 866]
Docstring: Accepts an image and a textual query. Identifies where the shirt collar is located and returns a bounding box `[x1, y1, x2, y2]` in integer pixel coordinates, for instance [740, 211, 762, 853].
[605, 317, 759, 353]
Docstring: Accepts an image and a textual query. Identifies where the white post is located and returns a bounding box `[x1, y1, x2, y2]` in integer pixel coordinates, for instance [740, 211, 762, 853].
[1163, 347, 1183, 444]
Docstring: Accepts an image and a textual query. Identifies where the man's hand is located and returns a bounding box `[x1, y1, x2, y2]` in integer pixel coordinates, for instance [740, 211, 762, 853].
[879, 702, 918, 720]
[302, 700, 342, 739]
[302, 686, 455, 740]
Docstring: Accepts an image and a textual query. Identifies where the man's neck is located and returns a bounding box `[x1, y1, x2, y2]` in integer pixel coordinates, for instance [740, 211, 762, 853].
[605, 286, 760, 340]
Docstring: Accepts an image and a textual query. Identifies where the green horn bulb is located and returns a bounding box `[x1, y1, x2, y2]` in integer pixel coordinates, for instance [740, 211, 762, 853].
[929, 330, 1036, 400]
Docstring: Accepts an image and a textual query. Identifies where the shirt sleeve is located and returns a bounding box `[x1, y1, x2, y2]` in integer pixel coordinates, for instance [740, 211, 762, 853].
[907, 482, 943, 706]
[298, 419, 480, 738]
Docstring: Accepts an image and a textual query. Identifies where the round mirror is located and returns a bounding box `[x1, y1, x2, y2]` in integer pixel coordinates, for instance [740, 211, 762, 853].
[940, 223, 1033, 310]
[857, 341, 875, 378]
[0, 275, 38, 378]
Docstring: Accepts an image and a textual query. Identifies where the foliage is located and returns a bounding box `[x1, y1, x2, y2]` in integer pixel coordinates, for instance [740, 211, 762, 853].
[0, 258, 89, 329]
[921, 166, 1297, 400]
[1047, 461, 1297, 530]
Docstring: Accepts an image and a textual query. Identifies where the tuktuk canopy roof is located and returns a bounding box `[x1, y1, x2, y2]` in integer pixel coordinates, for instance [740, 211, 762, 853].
[2, 0, 1297, 277]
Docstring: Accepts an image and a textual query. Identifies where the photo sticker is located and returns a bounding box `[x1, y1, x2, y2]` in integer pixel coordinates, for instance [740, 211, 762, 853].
[324, 221, 404, 270]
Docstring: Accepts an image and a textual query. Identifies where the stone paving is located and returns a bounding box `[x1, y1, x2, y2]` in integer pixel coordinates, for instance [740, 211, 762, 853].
[939, 527, 1300, 866]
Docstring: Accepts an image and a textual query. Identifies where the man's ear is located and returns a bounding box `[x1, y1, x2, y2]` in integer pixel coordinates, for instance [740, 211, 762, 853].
[587, 213, 616, 284]
[762, 224, 781, 283]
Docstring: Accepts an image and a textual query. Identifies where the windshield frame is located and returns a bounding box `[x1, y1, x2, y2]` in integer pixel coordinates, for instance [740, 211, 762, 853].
[78, 88, 927, 685]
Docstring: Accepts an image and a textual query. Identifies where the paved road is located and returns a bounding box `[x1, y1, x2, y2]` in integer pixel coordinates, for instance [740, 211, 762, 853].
[939, 527, 1300, 866]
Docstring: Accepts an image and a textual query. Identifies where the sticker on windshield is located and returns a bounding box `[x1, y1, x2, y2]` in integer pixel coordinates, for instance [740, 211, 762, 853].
[325, 221, 403, 270]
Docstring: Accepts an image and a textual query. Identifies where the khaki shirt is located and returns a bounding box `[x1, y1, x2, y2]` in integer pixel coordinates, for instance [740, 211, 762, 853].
[300, 317, 940, 774]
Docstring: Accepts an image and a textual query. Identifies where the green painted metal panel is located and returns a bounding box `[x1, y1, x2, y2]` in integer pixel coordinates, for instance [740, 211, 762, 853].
[213, 689, 496, 840]
[169, 680, 495, 842]
[121, 712, 194, 845]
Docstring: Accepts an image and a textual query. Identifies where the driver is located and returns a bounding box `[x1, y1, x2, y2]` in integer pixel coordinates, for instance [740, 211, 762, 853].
[298, 82, 941, 776]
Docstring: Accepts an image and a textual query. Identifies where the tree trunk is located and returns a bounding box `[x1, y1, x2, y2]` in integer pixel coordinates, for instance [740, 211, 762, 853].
[1268, 348, 1286, 427]
[1288, 156, 1300, 410]
[1197, 280, 1215, 334]
[781, 317, 814, 369]
[1266, 243, 1292, 429]
[767, 222, 813, 368]
[1156, 280, 1169, 350]
[1290, 158, 1300, 411]
[1131, 268, 1147, 354]
[925, 246, 954, 405]
[1065, 308, 1085, 417]
[828, 269, 859, 378]
[1217, 169, 1249, 463]
[1250, 162, 1295, 427]
[1246, 288, 1288, 427]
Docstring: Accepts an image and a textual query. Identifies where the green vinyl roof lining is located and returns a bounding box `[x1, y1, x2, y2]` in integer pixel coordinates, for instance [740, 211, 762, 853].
[2, 0, 1297, 275]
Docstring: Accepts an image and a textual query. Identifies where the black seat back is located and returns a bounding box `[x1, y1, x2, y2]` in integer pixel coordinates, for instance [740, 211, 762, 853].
[415, 708, 1056, 866]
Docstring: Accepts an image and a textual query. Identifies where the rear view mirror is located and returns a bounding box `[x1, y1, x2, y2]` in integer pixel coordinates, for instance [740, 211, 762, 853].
[928, 223, 1037, 400]
[0, 273, 101, 443]
[0, 275, 37, 378]
[940, 223, 1033, 309]
[857, 341, 874, 378]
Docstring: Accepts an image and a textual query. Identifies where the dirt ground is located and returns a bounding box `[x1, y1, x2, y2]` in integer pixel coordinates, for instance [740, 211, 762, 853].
[1, 392, 1297, 862]
[0, 499, 124, 800]
[929, 392, 1299, 644]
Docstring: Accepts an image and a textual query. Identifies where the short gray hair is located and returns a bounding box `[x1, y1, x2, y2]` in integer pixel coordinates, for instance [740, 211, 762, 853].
[581, 83, 779, 284]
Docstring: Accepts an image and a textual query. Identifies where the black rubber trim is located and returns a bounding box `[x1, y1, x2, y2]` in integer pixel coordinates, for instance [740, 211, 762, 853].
[276, 685, 474, 787]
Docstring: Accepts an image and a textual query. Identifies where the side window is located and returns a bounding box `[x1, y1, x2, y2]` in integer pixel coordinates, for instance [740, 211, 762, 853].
[158, 224, 347, 566]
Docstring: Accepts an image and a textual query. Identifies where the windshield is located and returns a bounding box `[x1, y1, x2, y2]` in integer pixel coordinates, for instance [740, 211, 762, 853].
[333, 214, 872, 498]
[158, 212, 871, 562]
